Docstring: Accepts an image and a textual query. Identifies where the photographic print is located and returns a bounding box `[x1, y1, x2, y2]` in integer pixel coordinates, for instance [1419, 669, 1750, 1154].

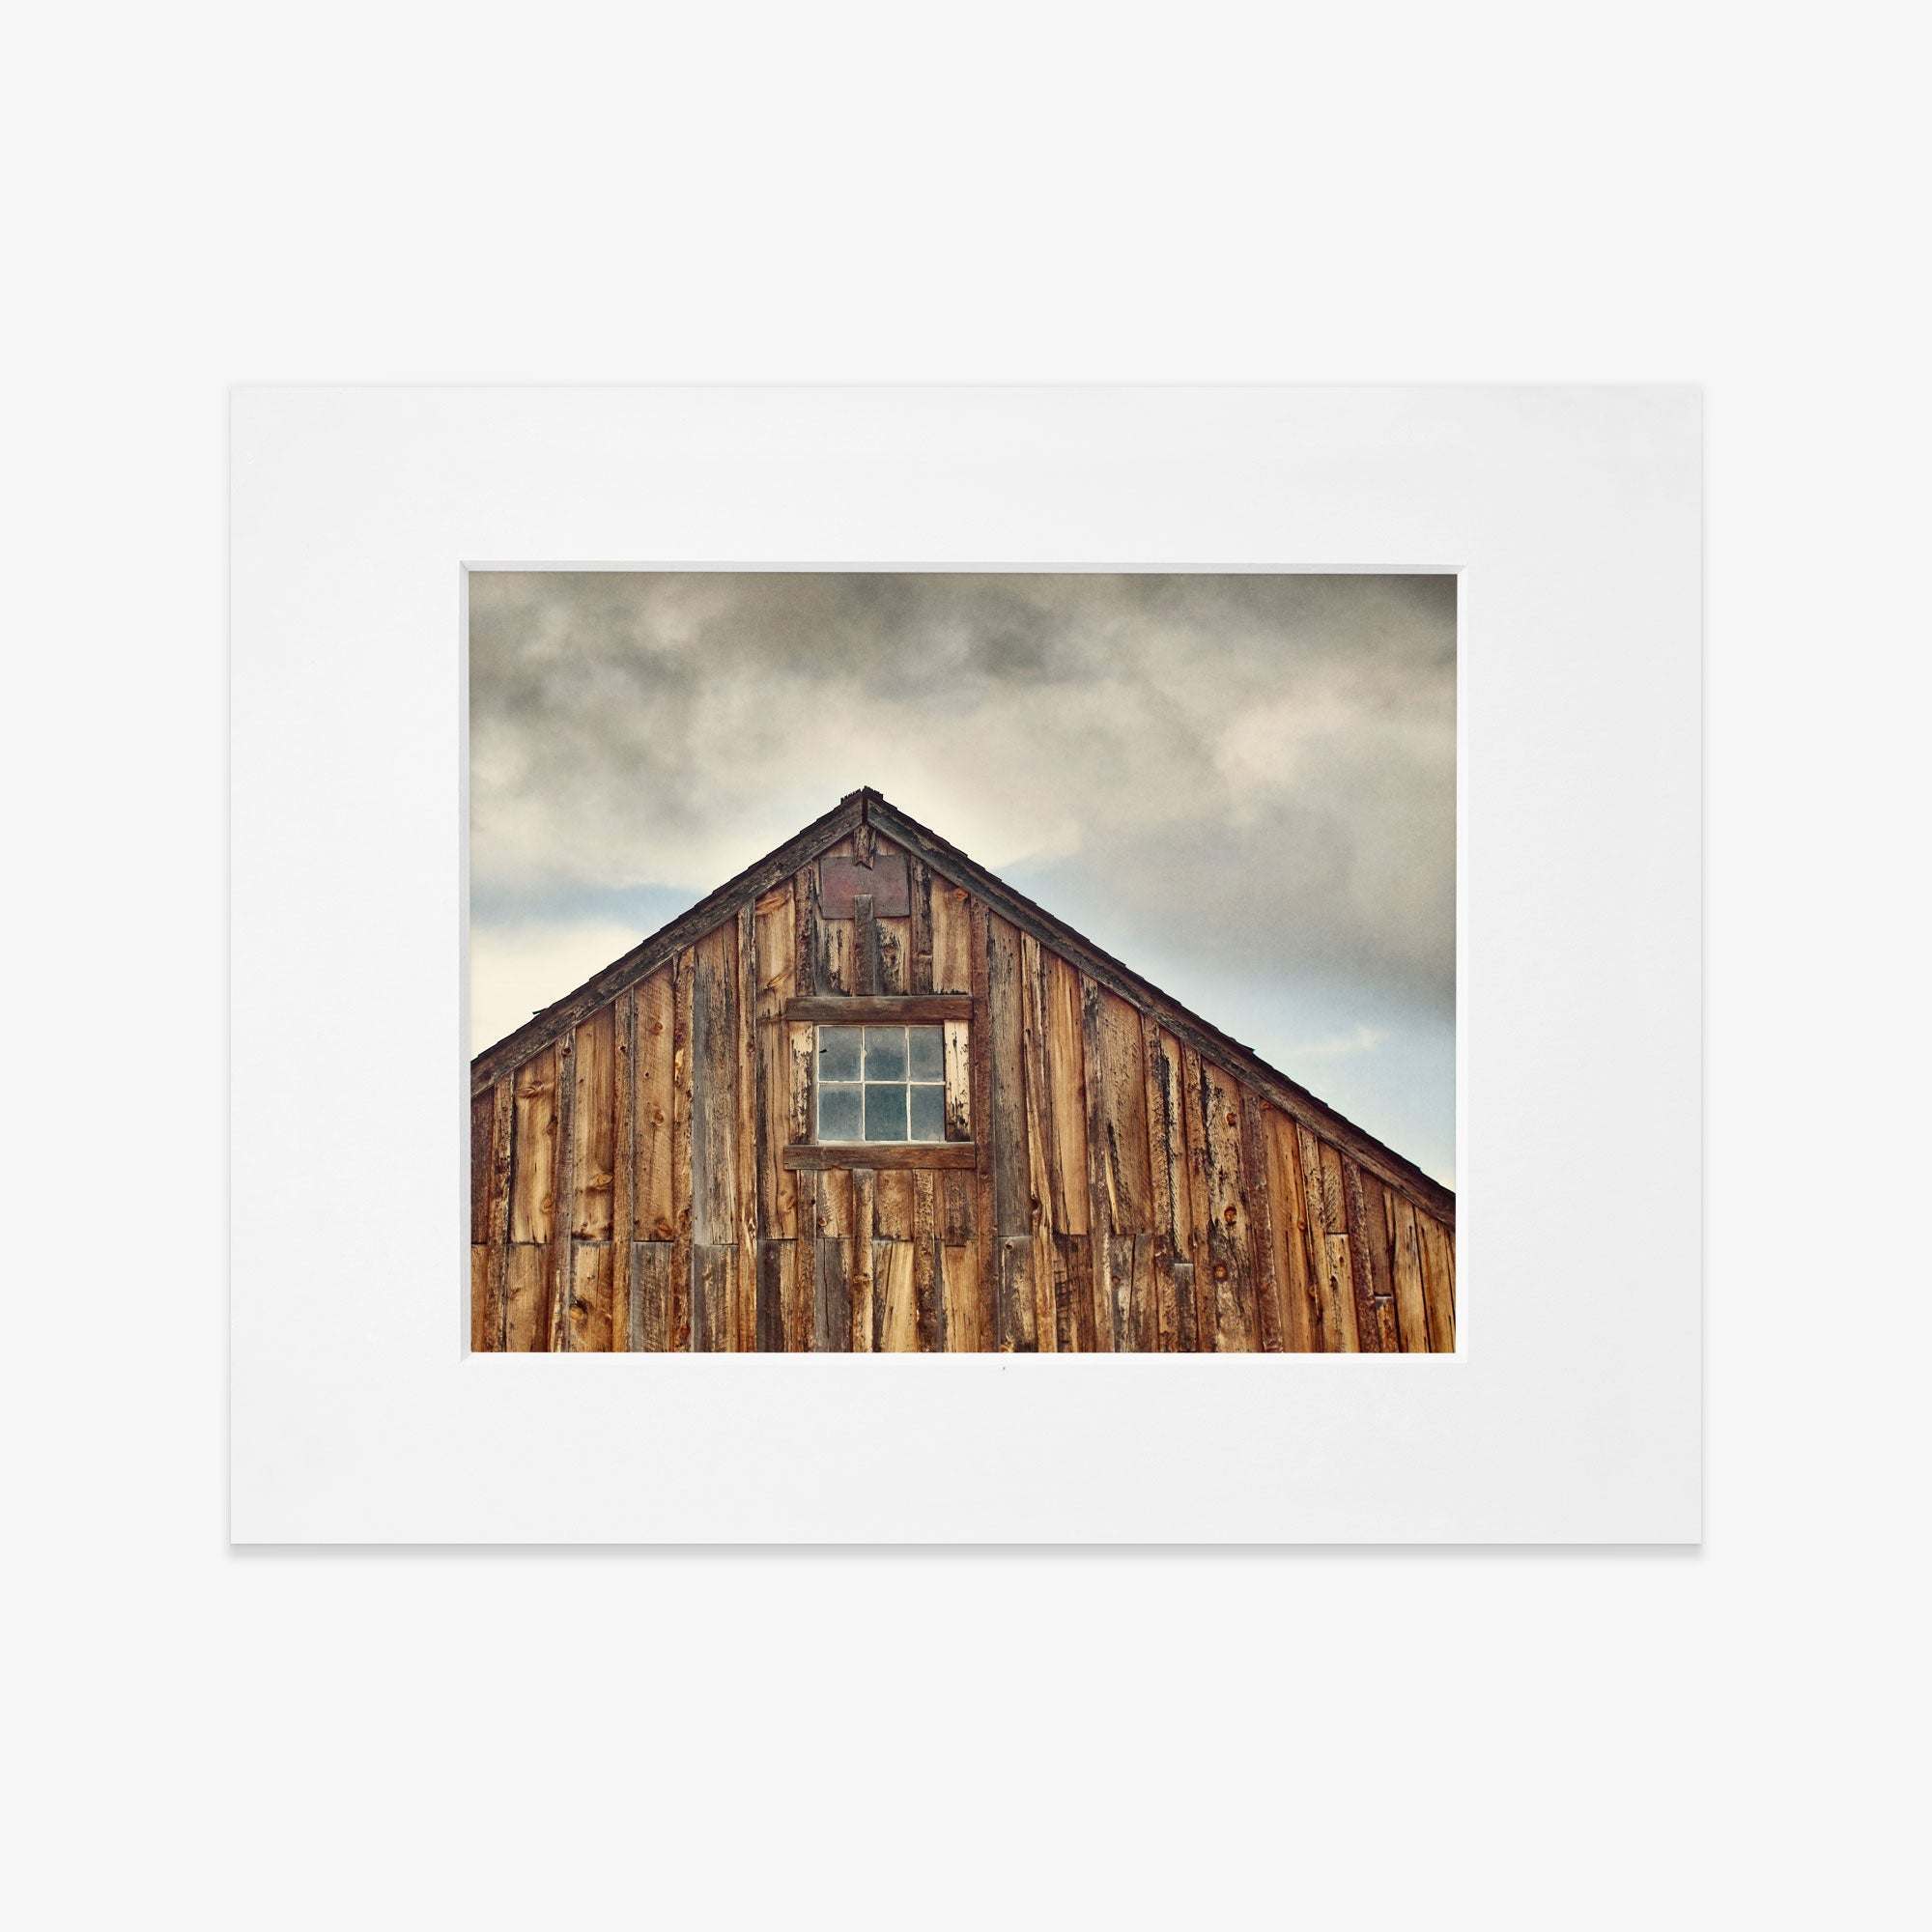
[468, 570, 1455, 1354]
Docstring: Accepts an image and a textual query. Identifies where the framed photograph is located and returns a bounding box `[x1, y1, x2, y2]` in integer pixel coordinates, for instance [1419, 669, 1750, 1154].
[231, 385, 1699, 1541]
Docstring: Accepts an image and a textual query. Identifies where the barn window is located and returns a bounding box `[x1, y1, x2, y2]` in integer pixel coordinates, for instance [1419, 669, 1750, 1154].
[816, 1023, 947, 1143]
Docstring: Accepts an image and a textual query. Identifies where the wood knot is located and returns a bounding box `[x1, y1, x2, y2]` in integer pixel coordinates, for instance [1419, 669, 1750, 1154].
[1223, 1207, 1237, 1225]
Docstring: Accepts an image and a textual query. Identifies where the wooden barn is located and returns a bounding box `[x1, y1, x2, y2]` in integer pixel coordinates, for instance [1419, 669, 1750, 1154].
[469, 789, 1455, 1353]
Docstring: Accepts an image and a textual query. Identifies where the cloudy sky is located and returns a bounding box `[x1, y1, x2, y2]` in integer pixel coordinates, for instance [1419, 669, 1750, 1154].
[469, 571, 1457, 1184]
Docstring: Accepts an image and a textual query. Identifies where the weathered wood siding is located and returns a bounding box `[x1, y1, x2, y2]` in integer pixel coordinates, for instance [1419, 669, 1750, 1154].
[471, 828, 1455, 1351]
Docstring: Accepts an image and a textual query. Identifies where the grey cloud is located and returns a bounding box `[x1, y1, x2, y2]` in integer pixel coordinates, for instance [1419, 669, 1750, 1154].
[469, 569, 1456, 1027]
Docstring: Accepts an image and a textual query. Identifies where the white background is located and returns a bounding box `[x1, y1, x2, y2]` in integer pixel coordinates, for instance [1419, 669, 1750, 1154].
[233, 384, 1698, 1546]
[10, 3, 1927, 1927]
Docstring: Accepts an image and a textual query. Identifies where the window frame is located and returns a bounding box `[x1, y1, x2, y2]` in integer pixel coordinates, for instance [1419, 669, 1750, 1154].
[781, 994, 977, 1170]
[813, 1019, 950, 1147]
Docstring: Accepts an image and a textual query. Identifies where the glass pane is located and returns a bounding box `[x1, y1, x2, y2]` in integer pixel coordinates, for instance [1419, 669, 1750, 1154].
[864, 1084, 908, 1141]
[908, 1025, 944, 1080]
[817, 1083, 863, 1142]
[817, 1025, 862, 1083]
[864, 1026, 907, 1081]
[909, 1083, 946, 1142]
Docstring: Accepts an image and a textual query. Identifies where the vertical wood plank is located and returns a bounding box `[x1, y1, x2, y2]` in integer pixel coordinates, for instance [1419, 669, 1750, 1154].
[1122, 1233, 1156, 1352]
[1144, 1024, 1193, 1351]
[908, 857, 934, 993]
[504, 1244, 547, 1351]
[1239, 1090, 1285, 1352]
[570, 1003, 616, 1240]
[852, 891, 878, 996]
[813, 1165, 852, 1236]
[509, 1045, 557, 1244]
[755, 1240, 783, 1352]
[998, 1237, 1037, 1354]
[850, 1167, 876, 1351]
[754, 885, 798, 1240]
[941, 1170, 974, 1244]
[931, 878, 972, 993]
[875, 1240, 918, 1350]
[771, 1239, 810, 1352]
[693, 1245, 735, 1352]
[875, 1170, 916, 1240]
[940, 1241, 986, 1352]
[470, 1246, 494, 1353]
[787, 1020, 815, 1148]
[1303, 1134, 1360, 1351]
[1177, 1043, 1216, 1351]
[1022, 937, 1091, 1238]
[611, 990, 637, 1350]
[1051, 1234, 1094, 1352]
[813, 1235, 851, 1351]
[913, 1170, 940, 1350]
[735, 901, 760, 1351]
[1417, 1210, 1457, 1351]
[967, 899, 998, 1350]
[987, 913, 1035, 1350]
[793, 861, 821, 998]
[876, 916, 908, 994]
[1342, 1157, 1396, 1352]
[470, 1092, 496, 1244]
[480, 1077, 514, 1351]
[1192, 1058, 1256, 1350]
[1264, 1108, 1324, 1352]
[821, 919, 851, 995]
[1389, 1195, 1432, 1353]
[544, 1029, 577, 1352]
[669, 947, 695, 1350]
[631, 1239, 671, 1351]
[942, 1020, 972, 1140]
[1083, 980, 1152, 1350]
[568, 1240, 615, 1352]
[696, 927, 738, 1275]
[634, 970, 676, 1241]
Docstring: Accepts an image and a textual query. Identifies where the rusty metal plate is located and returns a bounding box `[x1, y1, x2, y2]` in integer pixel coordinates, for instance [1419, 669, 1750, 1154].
[819, 853, 910, 916]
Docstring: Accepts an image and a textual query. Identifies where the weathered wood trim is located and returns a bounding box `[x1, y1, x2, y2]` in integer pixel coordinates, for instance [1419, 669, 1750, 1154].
[784, 995, 973, 1024]
[942, 1019, 972, 1142]
[781, 1142, 979, 1172]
